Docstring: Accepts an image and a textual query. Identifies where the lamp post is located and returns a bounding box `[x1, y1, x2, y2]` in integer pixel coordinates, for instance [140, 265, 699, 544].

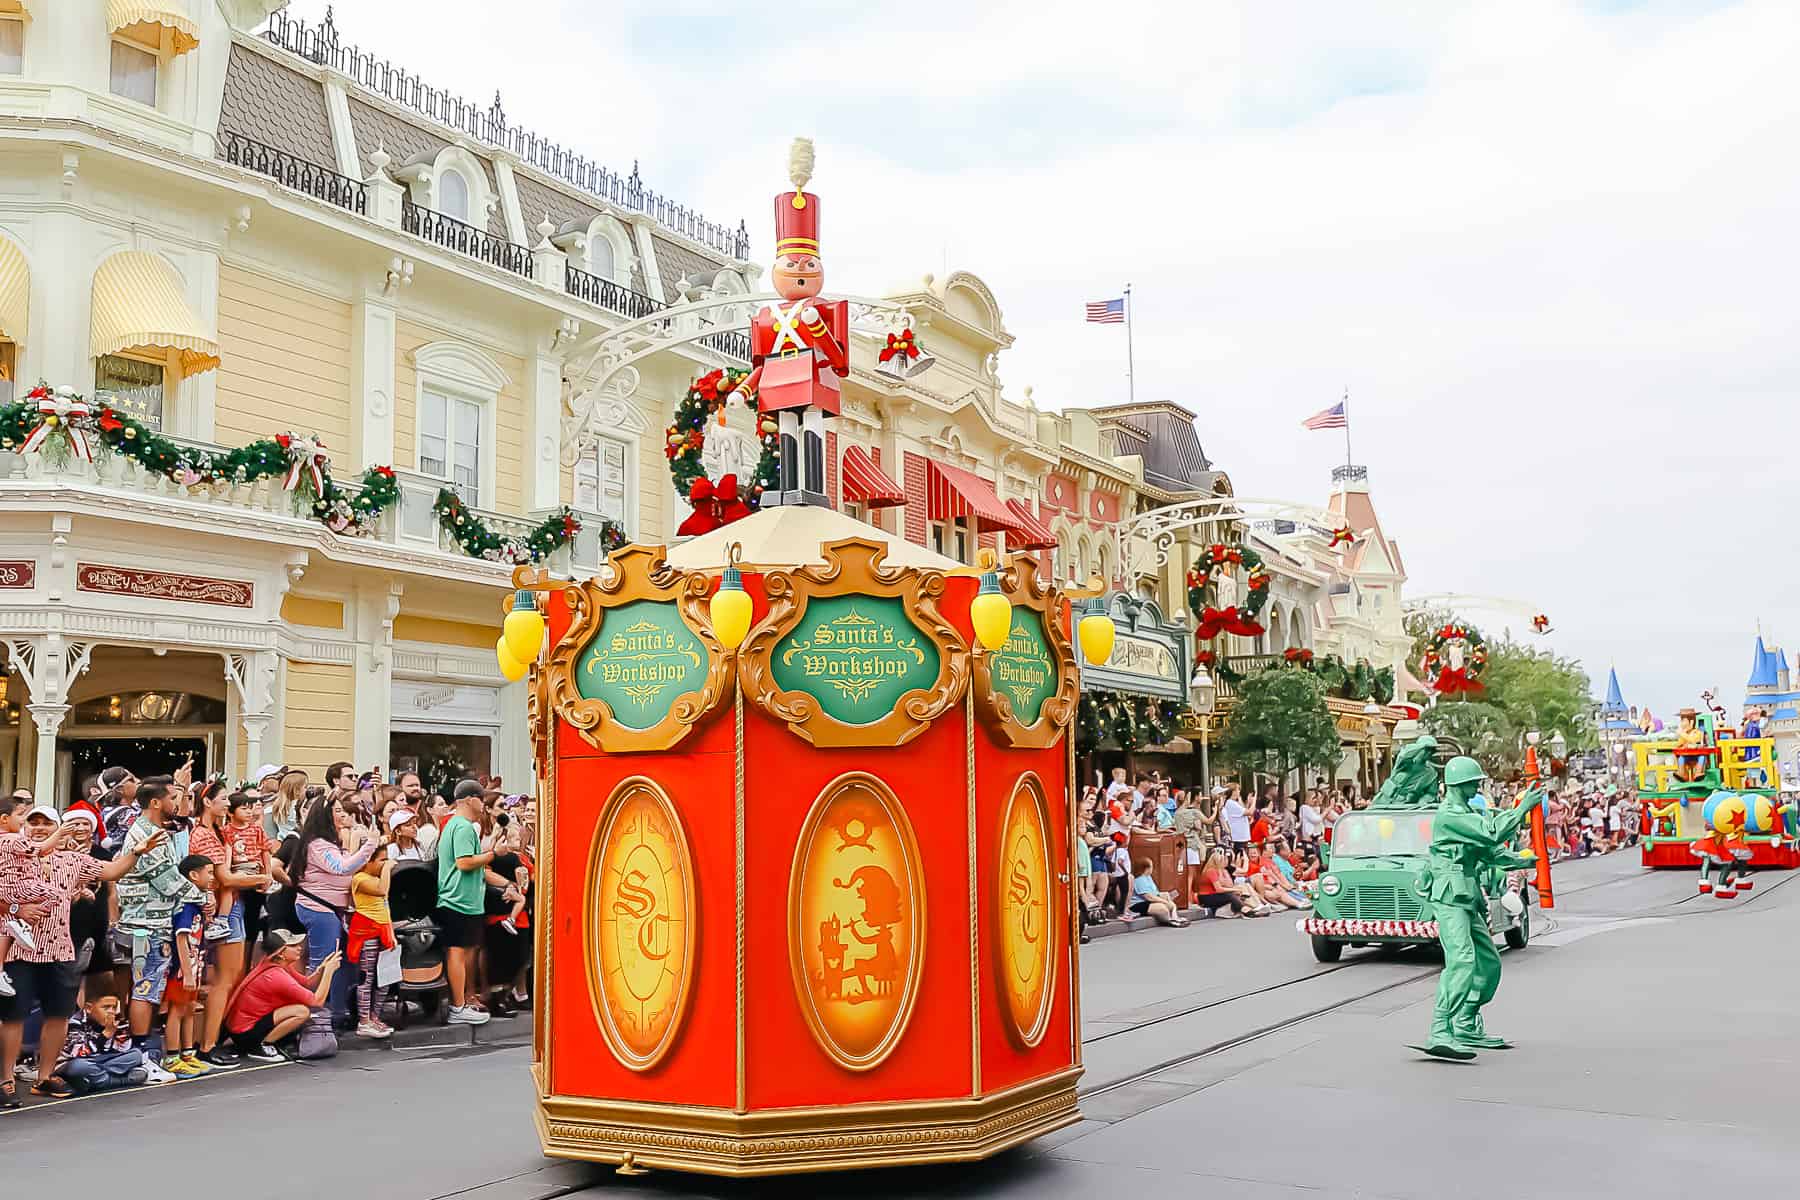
[1363, 700, 1383, 792]
[1191, 664, 1216, 790]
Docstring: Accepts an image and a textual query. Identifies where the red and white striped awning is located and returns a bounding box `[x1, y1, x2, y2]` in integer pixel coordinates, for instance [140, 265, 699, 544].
[927, 461, 1019, 532]
[1003, 499, 1059, 551]
[840, 444, 905, 508]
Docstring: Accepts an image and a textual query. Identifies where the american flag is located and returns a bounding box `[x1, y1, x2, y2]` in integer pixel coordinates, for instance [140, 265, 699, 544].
[1302, 401, 1348, 430]
[1085, 297, 1125, 324]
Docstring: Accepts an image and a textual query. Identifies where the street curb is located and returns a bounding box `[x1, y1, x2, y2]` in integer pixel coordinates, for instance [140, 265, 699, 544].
[337, 1012, 532, 1054]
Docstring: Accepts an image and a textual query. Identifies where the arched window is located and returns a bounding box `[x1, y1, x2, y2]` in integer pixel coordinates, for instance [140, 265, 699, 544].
[439, 169, 470, 222]
[590, 236, 616, 281]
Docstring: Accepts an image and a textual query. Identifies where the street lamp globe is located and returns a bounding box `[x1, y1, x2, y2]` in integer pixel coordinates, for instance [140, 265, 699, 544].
[1190, 665, 1216, 714]
[1549, 730, 1568, 759]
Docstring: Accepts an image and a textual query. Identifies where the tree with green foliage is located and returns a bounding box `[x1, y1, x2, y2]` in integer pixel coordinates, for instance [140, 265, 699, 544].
[1407, 609, 1596, 775]
[1219, 665, 1342, 788]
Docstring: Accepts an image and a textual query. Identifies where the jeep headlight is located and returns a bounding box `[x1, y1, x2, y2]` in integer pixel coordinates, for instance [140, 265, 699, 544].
[1320, 874, 1342, 896]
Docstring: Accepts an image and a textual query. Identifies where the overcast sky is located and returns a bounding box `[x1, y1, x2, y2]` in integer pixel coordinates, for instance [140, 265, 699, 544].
[283, 0, 1798, 718]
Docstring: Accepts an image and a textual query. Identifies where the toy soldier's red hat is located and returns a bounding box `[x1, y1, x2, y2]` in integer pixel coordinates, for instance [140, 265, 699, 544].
[774, 137, 820, 258]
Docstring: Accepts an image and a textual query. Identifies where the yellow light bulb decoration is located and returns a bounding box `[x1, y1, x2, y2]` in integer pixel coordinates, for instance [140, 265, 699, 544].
[710, 563, 753, 652]
[495, 635, 528, 682]
[969, 570, 1012, 652]
[1077, 598, 1115, 665]
[502, 590, 546, 662]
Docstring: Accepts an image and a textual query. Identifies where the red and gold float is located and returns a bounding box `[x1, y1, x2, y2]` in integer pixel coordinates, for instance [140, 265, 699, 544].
[524, 511, 1084, 1176]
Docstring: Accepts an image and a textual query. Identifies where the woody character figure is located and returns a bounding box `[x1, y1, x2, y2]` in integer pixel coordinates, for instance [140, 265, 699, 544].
[737, 138, 849, 508]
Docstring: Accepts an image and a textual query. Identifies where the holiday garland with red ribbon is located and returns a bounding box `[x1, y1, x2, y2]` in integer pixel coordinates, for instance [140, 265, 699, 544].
[1186, 541, 1270, 674]
[1422, 621, 1488, 695]
[1, 384, 598, 562]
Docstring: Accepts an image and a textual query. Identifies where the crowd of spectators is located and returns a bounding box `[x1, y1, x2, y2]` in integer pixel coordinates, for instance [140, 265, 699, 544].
[0, 758, 534, 1108]
[1544, 781, 1640, 860]
[1075, 769, 1361, 939]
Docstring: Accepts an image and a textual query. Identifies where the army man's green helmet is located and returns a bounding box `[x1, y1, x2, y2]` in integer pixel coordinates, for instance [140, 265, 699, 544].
[1443, 756, 1487, 787]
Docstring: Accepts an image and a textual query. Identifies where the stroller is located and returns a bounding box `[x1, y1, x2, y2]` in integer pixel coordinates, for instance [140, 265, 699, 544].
[387, 860, 451, 1026]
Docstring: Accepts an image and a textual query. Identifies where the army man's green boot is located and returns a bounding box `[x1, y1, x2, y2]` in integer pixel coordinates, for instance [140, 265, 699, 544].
[1451, 1008, 1512, 1051]
[1411, 1014, 1477, 1061]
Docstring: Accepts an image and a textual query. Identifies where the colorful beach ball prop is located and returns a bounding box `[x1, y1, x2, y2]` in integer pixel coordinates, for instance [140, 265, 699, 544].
[1702, 791, 1748, 836]
[1741, 795, 1778, 835]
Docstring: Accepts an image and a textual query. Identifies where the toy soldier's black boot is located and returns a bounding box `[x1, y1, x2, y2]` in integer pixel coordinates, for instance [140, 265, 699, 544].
[799, 428, 827, 508]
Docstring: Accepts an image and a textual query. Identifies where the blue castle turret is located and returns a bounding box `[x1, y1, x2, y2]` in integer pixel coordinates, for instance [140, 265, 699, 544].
[1743, 635, 1800, 787]
[1599, 667, 1636, 776]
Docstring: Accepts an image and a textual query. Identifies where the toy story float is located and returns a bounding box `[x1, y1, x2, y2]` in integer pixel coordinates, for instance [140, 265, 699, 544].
[490, 142, 1110, 1177]
[1637, 705, 1799, 878]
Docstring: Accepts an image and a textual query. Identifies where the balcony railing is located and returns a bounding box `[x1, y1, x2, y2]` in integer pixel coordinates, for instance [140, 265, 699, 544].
[696, 328, 752, 363]
[1215, 653, 1285, 701]
[564, 264, 665, 322]
[402, 199, 531, 277]
[219, 131, 368, 216]
[263, 9, 749, 260]
[0, 445, 577, 574]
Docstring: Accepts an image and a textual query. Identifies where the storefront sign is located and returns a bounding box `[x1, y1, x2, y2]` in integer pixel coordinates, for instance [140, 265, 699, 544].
[991, 613, 1057, 725]
[1110, 633, 1177, 683]
[0, 561, 34, 588]
[76, 563, 252, 607]
[771, 595, 940, 726]
[576, 599, 708, 732]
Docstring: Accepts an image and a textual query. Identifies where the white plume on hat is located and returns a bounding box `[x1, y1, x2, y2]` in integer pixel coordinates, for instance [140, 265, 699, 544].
[788, 137, 815, 191]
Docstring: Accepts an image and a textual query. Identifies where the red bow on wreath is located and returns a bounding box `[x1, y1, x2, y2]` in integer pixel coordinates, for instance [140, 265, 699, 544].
[1283, 647, 1314, 665]
[878, 329, 920, 363]
[20, 387, 96, 462]
[1195, 649, 1217, 667]
[676, 474, 751, 538]
[1531, 613, 1551, 633]
[1433, 667, 1484, 696]
[1329, 527, 1355, 547]
[1198, 605, 1264, 641]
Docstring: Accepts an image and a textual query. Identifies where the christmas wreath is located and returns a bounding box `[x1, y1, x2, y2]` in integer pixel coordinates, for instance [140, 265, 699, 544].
[1185, 542, 1270, 641]
[665, 368, 779, 510]
[1422, 622, 1487, 695]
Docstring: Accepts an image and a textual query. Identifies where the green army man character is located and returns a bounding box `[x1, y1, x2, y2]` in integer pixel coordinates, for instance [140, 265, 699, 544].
[1411, 756, 1547, 1061]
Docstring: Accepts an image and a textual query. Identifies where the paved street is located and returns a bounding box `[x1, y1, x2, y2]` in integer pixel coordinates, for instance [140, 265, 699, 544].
[8, 851, 1796, 1199]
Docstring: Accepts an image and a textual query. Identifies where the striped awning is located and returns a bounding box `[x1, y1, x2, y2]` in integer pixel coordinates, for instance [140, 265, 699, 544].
[0, 236, 26, 344]
[927, 461, 1020, 533]
[840, 444, 905, 508]
[107, 1, 200, 56]
[90, 251, 220, 376]
[1003, 499, 1059, 551]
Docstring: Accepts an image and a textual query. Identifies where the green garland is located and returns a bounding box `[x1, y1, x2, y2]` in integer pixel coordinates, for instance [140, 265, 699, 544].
[433, 489, 614, 565]
[664, 368, 779, 505]
[1302, 654, 1396, 705]
[3, 384, 608, 563]
[1076, 688, 1188, 754]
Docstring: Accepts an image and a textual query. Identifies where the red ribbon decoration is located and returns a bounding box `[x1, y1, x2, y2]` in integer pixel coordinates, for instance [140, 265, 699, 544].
[1198, 605, 1264, 642]
[1433, 667, 1485, 696]
[1329, 527, 1355, 546]
[878, 329, 920, 363]
[1283, 647, 1314, 665]
[676, 474, 750, 538]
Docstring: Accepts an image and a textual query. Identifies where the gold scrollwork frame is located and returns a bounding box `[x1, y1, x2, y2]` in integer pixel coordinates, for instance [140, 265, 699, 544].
[544, 544, 734, 753]
[739, 537, 969, 749]
[970, 555, 1078, 749]
[993, 772, 1057, 1050]
[787, 770, 928, 1073]
[584, 775, 698, 1073]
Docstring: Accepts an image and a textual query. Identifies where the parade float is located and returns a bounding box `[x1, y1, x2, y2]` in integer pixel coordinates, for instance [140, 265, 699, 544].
[491, 141, 1100, 1177]
[1637, 705, 1799, 875]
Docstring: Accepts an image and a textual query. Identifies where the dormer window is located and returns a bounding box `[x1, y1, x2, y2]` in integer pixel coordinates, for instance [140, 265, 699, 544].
[109, 38, 157, 106]
[590, 236, 615, 280]
[438, 168, 471, 223]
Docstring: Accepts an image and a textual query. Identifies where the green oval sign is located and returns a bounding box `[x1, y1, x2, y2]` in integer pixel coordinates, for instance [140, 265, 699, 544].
[576, 599, 708, 731]
[991, 612, 1057, 725]
[771, 595, 941, 726]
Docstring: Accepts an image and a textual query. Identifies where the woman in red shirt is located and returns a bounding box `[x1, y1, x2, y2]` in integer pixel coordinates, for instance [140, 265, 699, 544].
[1193, 849, 1262, 917]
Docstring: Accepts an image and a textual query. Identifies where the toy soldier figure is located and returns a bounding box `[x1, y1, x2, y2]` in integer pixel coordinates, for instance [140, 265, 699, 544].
[738, 138, 850, 508]
[1412, 757, 1546, 1061]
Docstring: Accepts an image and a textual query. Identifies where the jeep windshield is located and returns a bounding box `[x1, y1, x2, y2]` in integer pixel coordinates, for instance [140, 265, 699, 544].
[1330, 811, 1435, 859]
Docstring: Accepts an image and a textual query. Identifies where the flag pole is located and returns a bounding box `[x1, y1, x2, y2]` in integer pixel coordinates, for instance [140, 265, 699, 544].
[1341, 386, 1352, 469]
[1124, 283, 1135, 405]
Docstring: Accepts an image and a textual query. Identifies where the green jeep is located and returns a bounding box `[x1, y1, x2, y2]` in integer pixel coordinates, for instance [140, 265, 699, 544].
[1304, 807, 1531, 963]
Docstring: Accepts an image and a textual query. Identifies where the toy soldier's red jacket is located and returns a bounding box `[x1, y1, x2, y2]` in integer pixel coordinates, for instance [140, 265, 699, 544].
[749, 298, 849, 416]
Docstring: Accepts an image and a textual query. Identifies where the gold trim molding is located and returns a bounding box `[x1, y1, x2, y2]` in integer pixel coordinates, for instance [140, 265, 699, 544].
[535, 1068, 1080, 1177]
[994, 772, 1057, 1050]
[970, 554, 1078, 749]
[738, 537, 968, 748]
[544, 544, 734, 753]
